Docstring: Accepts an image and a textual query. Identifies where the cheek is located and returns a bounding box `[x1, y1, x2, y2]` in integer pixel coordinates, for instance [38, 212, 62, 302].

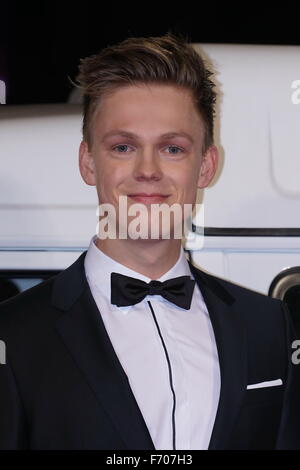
[173, 170, 198, 193]
[95, 164, 128, 199]
[94, 157, 115, 183]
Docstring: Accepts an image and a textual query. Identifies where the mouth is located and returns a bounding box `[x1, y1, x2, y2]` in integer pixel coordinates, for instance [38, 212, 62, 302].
[127, 193, 170, 204]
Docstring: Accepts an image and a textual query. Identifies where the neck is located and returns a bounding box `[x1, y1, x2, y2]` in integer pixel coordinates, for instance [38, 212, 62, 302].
[95, 237, 183, 279]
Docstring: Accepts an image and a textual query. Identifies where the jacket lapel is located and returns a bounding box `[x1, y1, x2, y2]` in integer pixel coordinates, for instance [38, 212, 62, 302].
[52, 251, 155, 450]
[188, 262, 248, 449]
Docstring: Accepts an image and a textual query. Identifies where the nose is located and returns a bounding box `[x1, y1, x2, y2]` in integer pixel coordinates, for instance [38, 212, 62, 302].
[133, 148, 163, 182]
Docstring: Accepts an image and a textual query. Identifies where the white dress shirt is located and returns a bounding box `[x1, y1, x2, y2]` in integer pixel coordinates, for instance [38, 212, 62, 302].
[84, 235, 220, 450]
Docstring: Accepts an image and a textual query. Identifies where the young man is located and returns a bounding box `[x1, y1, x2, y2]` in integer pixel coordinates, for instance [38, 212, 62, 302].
[0, 33, 299, 450]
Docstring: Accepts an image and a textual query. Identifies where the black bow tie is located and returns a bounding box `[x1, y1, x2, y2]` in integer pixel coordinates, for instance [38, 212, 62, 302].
[110, 272, 195, 310]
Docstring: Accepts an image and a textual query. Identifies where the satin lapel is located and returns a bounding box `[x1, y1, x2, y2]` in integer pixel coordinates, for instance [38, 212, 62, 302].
[52, 251, 155, 450]
[188, 262, 248, 450]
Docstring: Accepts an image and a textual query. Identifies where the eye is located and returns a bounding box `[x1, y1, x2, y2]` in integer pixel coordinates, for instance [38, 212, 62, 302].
[165, 145, 184, 155]
[113, 144, 132, 153]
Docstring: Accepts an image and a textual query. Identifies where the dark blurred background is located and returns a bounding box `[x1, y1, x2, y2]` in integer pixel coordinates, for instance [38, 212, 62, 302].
[1, 2, 300, 104]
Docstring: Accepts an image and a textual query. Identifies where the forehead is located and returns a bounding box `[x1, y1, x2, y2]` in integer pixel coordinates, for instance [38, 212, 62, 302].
[91, 84, 204, 141]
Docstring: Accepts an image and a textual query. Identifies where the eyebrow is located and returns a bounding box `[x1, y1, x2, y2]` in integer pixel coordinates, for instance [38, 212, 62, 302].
[101, 130, 194, 143]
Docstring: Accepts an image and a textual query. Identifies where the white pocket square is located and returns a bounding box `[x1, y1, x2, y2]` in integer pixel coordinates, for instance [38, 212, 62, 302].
[247, 379, 283, 390]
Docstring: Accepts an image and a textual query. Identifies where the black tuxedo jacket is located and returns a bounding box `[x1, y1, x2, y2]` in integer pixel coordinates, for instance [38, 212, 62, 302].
[0, 251, 299, 450]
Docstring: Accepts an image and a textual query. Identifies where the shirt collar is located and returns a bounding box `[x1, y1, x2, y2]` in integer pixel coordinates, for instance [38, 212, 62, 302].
[84, 234, 194, 310]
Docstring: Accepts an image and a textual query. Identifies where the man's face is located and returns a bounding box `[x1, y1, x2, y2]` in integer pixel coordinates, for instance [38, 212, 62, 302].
[79, 83, 218, 239]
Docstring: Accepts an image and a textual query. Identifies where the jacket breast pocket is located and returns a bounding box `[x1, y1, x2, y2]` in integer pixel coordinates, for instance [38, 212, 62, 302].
[228, 386, 284, 449]
[244, 385, 284, 407]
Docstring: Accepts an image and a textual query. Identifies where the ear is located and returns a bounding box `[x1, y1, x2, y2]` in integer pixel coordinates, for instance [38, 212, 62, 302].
[79, 140, 97, 186]
[197, 145, 219, 189]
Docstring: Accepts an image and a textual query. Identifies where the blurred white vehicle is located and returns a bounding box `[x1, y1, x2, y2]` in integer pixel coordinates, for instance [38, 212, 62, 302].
[0, 44, 299, 329]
